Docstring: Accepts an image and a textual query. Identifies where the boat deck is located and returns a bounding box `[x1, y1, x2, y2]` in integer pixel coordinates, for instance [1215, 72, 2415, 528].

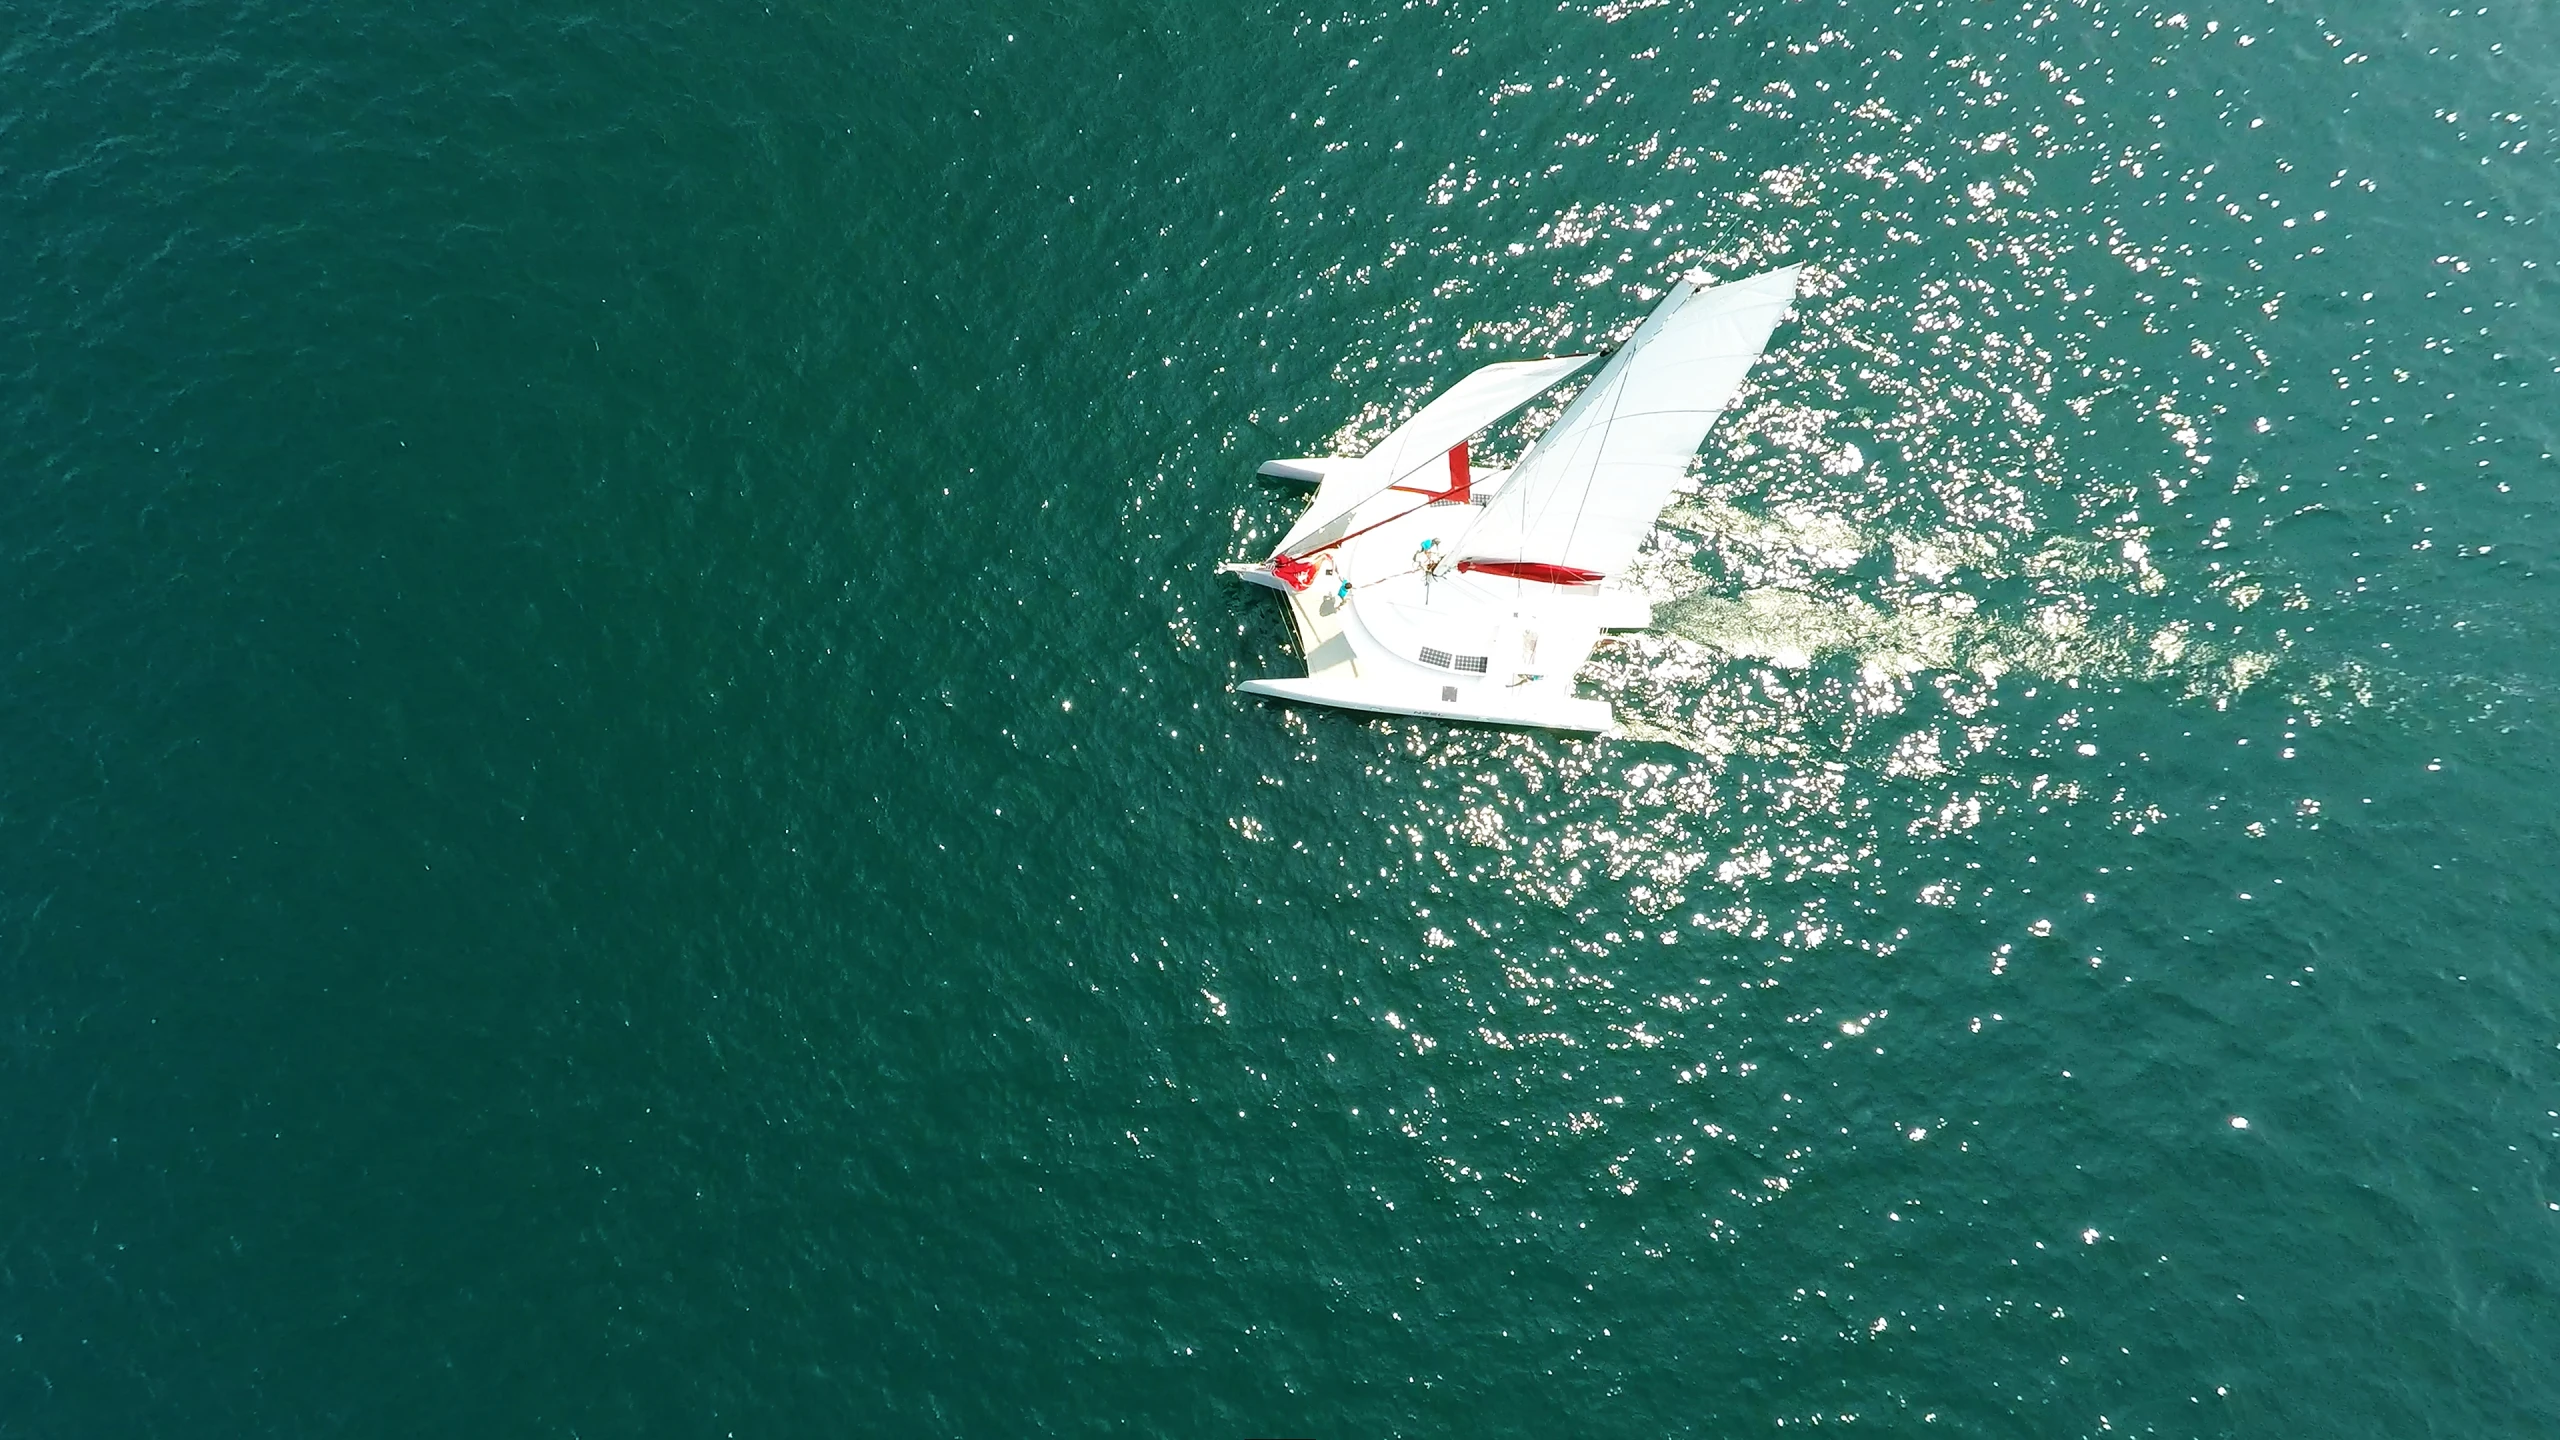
[1284, 583, 1362, 680]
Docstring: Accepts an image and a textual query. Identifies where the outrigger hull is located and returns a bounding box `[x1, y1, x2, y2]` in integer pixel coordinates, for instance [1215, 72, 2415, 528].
[1237, 676, 1614, 733]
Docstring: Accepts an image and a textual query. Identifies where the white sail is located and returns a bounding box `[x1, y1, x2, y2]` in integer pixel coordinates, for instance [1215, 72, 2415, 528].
[1456, 266, 1800, 577]
[1362, 353, 1598, 486]
[1273, 351, 1596, 555]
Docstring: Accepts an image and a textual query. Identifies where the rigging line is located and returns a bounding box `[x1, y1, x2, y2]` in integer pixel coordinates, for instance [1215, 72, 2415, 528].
[1375, 437, 1458, 492]
[1292, 374, 1589, 559]
[1559, 308, 1660, 568]
[1282, 488, 1452, 562]
[1269, 469, 1440, 567]
[1452, 369, 1611, 563]
[1465, 287, 1678, 569]
[1445, 353, 1617, 561]
[1281, 438, 1489, 561]
[1320, 352, 1603, 537]
[1288, 413, 1529, 563]
[1578, 400, 1739, 426]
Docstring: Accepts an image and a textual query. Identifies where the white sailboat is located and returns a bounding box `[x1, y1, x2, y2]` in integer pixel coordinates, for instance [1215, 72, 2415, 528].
[1226, 265, 1802, 732]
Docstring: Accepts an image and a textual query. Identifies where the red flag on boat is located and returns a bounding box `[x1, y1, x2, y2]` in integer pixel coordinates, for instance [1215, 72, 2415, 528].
[1444, 441, 1470, 504]
[1270, 553, 1319, 591]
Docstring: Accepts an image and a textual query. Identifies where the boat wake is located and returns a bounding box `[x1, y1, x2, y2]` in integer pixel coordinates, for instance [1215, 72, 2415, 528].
[1651, 585, 2303, 702]
[1574, 492, 2411, 763]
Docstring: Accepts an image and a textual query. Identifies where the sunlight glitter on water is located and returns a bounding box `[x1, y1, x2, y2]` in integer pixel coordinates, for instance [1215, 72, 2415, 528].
[1213, 0, 2508, 1240]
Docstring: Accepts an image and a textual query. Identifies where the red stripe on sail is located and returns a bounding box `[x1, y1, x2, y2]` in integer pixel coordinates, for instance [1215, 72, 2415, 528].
[1455, 560, 1604, 586]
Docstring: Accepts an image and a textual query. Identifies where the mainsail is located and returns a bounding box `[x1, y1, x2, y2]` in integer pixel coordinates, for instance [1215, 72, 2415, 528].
[1455, 266, 1800, 578]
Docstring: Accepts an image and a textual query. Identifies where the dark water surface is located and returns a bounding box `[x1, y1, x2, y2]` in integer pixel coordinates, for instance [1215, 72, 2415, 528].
[7, 0, 2559, 1433]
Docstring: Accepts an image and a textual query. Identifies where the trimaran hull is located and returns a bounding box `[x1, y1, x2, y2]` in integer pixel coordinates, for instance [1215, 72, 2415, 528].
[1228, 265, 1802, 733]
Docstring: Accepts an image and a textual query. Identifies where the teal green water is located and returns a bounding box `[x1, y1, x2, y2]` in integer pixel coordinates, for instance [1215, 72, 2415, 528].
[7, 0, 2558, 1433]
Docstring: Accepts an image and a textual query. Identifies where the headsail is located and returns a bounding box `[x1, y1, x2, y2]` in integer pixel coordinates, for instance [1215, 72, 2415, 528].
[1455, 266, 1800, 578]
[1362, 353, 1598, 487]
[1276, 350, 1596, 555]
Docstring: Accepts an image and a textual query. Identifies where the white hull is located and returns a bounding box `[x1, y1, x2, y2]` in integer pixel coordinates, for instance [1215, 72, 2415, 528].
[1237, 676, 1614, 732]
[1228, 266, 1802, 734]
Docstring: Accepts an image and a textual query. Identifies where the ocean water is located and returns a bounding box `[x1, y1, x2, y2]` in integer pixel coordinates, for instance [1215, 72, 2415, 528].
[5, 0, 2557, 1433]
